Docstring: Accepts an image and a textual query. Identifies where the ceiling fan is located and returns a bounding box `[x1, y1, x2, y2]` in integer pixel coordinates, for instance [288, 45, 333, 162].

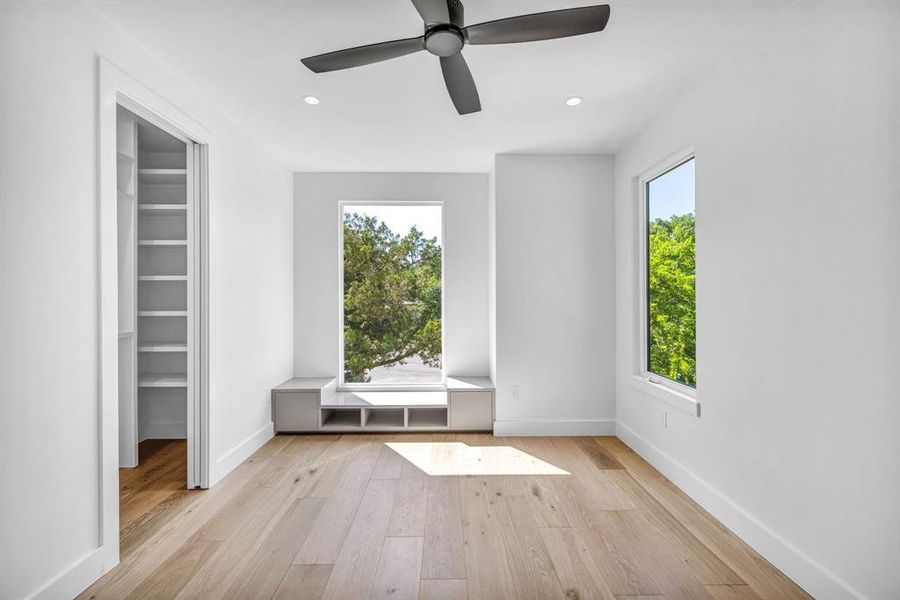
[301, 1, 611, 115]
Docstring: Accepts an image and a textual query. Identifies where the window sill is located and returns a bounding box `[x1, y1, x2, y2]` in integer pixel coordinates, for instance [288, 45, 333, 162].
[337, 384, 446, 393]
[630, 375, 700, 417]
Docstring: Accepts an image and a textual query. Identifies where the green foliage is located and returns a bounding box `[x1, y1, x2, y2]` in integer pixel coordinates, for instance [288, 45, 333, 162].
[648, 213, 696, 387]
[343, 213, 442, 382]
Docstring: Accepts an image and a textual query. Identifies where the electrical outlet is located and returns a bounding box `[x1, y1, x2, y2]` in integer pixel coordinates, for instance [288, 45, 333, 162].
[661, 410, 668, 429]
[511, 384, 519, 400]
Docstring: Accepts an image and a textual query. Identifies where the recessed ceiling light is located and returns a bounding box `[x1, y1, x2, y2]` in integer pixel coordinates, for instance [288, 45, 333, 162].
[566, 96, 582, 107]
[303, 95, 320, 105]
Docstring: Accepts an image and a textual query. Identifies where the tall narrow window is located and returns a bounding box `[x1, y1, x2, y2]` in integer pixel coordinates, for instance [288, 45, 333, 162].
[645, 157, 696, 388]
[341, 203, 443, 386]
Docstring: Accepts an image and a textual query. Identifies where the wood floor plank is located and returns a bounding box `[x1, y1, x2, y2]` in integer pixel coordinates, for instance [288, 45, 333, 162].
[418, 579, 467, 600]
[460, 477, 518, 599]
[173, 442, 337, 599]
[400, 456, 429, 479]
[387, 476, 428, 536]
[606, 469, 744, 586]
[498, 494, 568, 599]
[575, 437, 625, 470]
[246, 435, 316, 488]
[304, 458, 349, 498]
[614, 452, 811, 600]
[520, 475, 571, 528]
[120, 488, 200, 559]
[293, 442, 381, 564]
[82, 435, 811, 600]
[421, 476, 466, 579]
[593, 436, 636, 455]
[272, 565, 333, 600]
[192, 486, 271, 542]
[540, 527, 617, 600]
[321, 478, 399, 600]
[119, 440, 185, 505]
[79, 436, 298, 600]
[603, 508, 716, 600]
[223, 497, 325, 599]
[372, 443, 406, 479]
[369, 536, 424, 600]
[705, 584, 761, 600]
[123, 541, 220, 600]
[119, 443, 186, 529]
[549, 476, 660, 596]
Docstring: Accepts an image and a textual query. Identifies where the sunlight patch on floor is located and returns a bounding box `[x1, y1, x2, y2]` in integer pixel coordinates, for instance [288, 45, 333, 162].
[385, 442, 570, 476]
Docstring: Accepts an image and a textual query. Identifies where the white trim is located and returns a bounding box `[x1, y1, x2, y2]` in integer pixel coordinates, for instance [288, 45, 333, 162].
[337, 200, 446, 387]
[636, 145, 698, 406]
[97, 57, 212, 580]
[210, 421, 274, 487]
[29, 547, 104, 600]
[630, 375, 700, 416]
[492, 419, 616, 437]
[197, 144, 211, 489]
[139, 421, 187, 440]
[616, 422, 868, 600]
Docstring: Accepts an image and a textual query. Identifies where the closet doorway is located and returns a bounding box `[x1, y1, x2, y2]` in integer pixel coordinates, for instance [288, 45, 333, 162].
[115, 104, 207, 499]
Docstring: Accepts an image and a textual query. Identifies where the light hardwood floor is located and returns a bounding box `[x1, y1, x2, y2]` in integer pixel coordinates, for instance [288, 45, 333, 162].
[80, 433, 810, 600]
[118, 440, 198, 559]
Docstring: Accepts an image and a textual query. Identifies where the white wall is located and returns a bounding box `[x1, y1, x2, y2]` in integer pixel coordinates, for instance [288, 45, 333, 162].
[0, 2, 293, 598]
[613, 4, 900, 599]
[294, 172, 490, 379]
[487, 163, 497, 384]
[493, 155, 616, 435]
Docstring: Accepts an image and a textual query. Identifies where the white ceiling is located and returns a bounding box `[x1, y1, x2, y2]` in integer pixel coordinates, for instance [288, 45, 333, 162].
[91, 0, 760, 172]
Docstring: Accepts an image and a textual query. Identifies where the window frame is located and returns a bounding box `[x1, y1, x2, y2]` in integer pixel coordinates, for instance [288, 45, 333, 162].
[337, 200, 446, 391]
[635, 147, 699, 415]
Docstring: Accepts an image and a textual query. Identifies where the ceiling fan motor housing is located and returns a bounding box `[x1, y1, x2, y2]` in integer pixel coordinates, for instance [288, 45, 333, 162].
[425, 24, 465, 56]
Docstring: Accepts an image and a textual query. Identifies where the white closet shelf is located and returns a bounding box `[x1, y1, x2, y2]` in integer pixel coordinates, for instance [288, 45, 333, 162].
[138, 240, 187, 246]
[138, 275, 188, 281]
[138, 343, 187, 353]
[138, 373, 187, 388]
[138, 204, 187, 212]
[138, 310, 188, 317]
[138, 169, 187, 186]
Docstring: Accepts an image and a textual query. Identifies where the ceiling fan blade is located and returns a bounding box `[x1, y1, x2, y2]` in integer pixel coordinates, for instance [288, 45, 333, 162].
[464, 4, 610, 45]
[302, 36, 425, 73]
[440, 53, 480, 115]
[411, 0, 450, 25]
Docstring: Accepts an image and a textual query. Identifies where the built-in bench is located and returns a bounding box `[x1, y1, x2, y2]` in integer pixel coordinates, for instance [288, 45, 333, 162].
[271, 376, 494, 432]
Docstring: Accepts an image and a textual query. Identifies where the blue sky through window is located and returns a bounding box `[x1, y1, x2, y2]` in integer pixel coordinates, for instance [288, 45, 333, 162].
[648, 158, 694, 220]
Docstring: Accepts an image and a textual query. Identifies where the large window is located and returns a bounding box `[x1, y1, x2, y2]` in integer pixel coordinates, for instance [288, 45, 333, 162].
[643, 156, 696, 390]
[340, 202, 443, 386]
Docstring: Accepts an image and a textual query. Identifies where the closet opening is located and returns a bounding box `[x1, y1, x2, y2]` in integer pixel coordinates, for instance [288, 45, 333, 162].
[115, 105, 207, 544]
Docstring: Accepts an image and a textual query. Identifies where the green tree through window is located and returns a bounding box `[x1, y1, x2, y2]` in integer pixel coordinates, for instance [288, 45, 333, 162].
[646, 158, 696, 388]
[342, 210, 442, 383]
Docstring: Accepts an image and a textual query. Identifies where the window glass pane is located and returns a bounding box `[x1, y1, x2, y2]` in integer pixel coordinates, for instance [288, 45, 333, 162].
[342, 204, 442, 384]
[646, 158, 696, 387]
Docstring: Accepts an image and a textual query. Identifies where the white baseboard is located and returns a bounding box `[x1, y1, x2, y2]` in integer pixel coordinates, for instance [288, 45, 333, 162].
[616, 422, 867, 600]
[210, 421, 274, 486]
[139, 421, 187, 441]
[493, 419, 615, 436]
[29, 546, 105, 600]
